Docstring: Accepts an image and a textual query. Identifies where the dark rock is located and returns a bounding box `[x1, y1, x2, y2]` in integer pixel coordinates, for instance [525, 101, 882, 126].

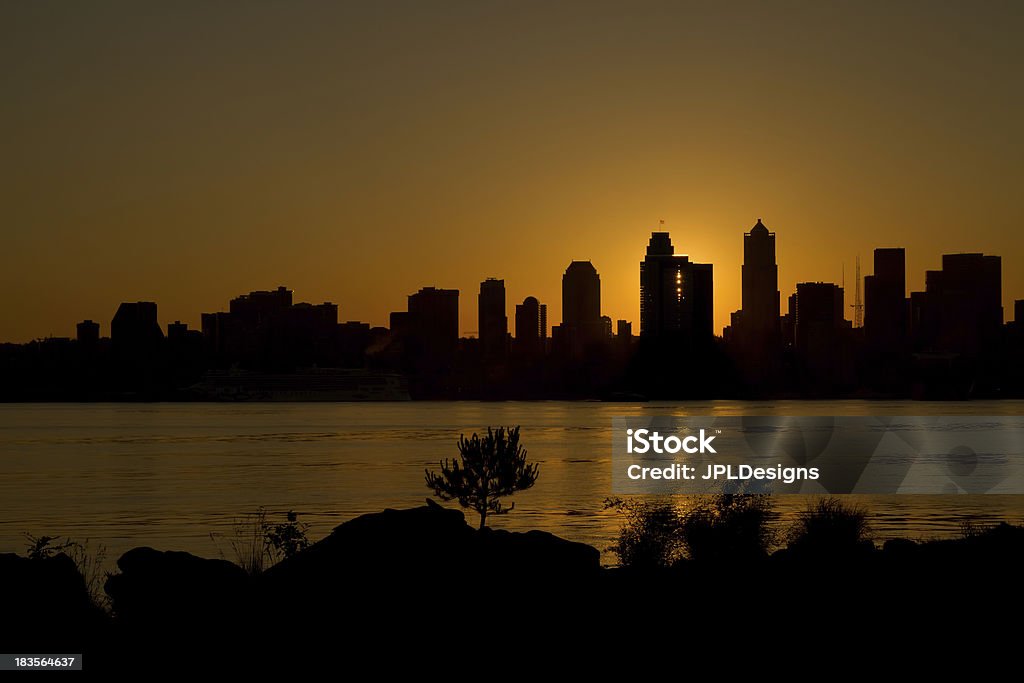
[259, 501, 601, 630]
[105, 547, 250, 630]
[264, 499, 475, 586]
[475, 528, 601, 577]
[0, 552, 107, 650]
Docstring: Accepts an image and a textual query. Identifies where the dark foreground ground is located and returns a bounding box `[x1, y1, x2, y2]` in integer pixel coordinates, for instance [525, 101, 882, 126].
[3, 502, 1023, 672]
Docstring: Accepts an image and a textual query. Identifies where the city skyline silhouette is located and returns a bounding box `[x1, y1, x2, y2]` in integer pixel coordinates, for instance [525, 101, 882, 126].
[3, 218, 1022, 401]
[4, 4, 1024, 343]
[4, 219, 1019, 344]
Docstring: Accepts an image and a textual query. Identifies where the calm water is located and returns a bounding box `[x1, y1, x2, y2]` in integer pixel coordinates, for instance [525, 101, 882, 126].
[2, 400, 1024, 565]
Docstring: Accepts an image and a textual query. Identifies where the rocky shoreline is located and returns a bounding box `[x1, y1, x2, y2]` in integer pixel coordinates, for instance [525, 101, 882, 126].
[4, 501, 1023, 670]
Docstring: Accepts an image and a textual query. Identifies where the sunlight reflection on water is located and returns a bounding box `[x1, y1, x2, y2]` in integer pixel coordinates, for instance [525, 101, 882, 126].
[1, 400, 1023, 565]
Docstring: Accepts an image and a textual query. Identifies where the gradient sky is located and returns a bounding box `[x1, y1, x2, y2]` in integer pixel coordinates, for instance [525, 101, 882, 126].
[3, 1, 1023, 342]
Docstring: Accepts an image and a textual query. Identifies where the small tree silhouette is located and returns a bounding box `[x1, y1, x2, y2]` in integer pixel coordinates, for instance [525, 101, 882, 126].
[425, 426, 539, 530]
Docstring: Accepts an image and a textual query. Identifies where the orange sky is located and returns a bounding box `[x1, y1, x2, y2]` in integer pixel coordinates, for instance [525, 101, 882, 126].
[2, 2, 1022, 342]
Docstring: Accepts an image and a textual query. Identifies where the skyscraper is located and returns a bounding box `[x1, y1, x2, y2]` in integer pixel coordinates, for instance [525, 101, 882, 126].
[111, 301, 163, 352]
[864, 248, 906, 353]
[478, 278, 507, 360]
[793, 282, 851, 388]
[639, 231, 713, 341]
[514, 296, 547, 354]
[559, 261, 603, 351]
[739, 219, 780, 340]
[229, 286, 293, 325]
[726, 219, 782, 387]
[76, 320, 100, 346]
[910, 253, 1001, 355]
[201, 286, 338, 368]
[795, 282, 845, 346]
[408, 286, 459, 358]
[562, 261, 601, 330]
[616, 319, 632, 351]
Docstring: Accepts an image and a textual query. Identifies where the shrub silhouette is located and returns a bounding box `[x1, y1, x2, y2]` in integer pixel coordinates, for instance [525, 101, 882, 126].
[680, 494, 775, 563]
[787, 497, 871, 554]
[214, 507, 311, 575]
[607, 494, 774, 567]
[606, 497, 686, 569]
[23, 533, 109, 609]
[266, 510, 311, 560]
[425, 426, 539, 530]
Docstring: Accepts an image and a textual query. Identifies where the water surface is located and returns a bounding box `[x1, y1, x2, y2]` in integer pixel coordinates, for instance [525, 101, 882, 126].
[2, 401, 1023, 564]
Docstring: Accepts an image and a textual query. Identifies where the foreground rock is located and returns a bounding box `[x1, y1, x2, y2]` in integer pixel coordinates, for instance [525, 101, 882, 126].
[105, 547, 252, 629]
[5, 510, 1024, 669]
[100, 503, 601, 650]
[0, 553, 107, 650]
[260, 500, 601, 624]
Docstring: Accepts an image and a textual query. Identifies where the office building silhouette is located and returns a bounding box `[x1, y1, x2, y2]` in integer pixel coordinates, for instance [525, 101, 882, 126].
[167, 321, 188, 342]
[557, 260, 603, 354]
[478, 278, 508, 361]
[737, 219, 780, 341]
[408, 286, 459, 357]
[230, 286, 293, 323]
[864, 248, 907, 354]
[111, 302, 163, 352]
[726, 219, 781, 387]
[910, 253, 1001, 355]
[639, 231, 713, 342]
[795, 283, 846, 342]
[76, 320, 100, 346]
[201, 286, 340, 368]
[389, 311, 410, 337]
[514, 296, 547, 355]
[792, 282, 851, 388]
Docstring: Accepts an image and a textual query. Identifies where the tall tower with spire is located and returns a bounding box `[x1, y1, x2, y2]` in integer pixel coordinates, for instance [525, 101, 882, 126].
[728, 218, 783, 388]
[740, 218, 780, 339]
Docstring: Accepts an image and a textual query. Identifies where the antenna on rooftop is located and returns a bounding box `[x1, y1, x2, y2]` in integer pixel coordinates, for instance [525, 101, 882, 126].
[850, 254, 863, 328]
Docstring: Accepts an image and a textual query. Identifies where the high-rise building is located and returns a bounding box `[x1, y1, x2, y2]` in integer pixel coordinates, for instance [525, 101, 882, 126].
[229, 286, 293, 325]
[562, 261, 601, 331]
[910, 253, 1001, 355]
[389, 311, 410, 336]
[202, 286, 339, 367]
[167, 320, 189, 342]
[739, 219, 780, 340]
[792, 282, 850, 387]
[864, 248, 906, 354]
[559, 261, 603, 351]
[514, 296, 547, 354]
[408, 286, 459, 358]
[727, 219, 782, 386]
[795, 282, 845, 343]
[639, 231, 713, 341]
[76, 320, 100, 346]
[111, 302, 163, 352]
[781, 292, 797, 348]
[478, 278, 508, 360]
[200, 311, 232, 357]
